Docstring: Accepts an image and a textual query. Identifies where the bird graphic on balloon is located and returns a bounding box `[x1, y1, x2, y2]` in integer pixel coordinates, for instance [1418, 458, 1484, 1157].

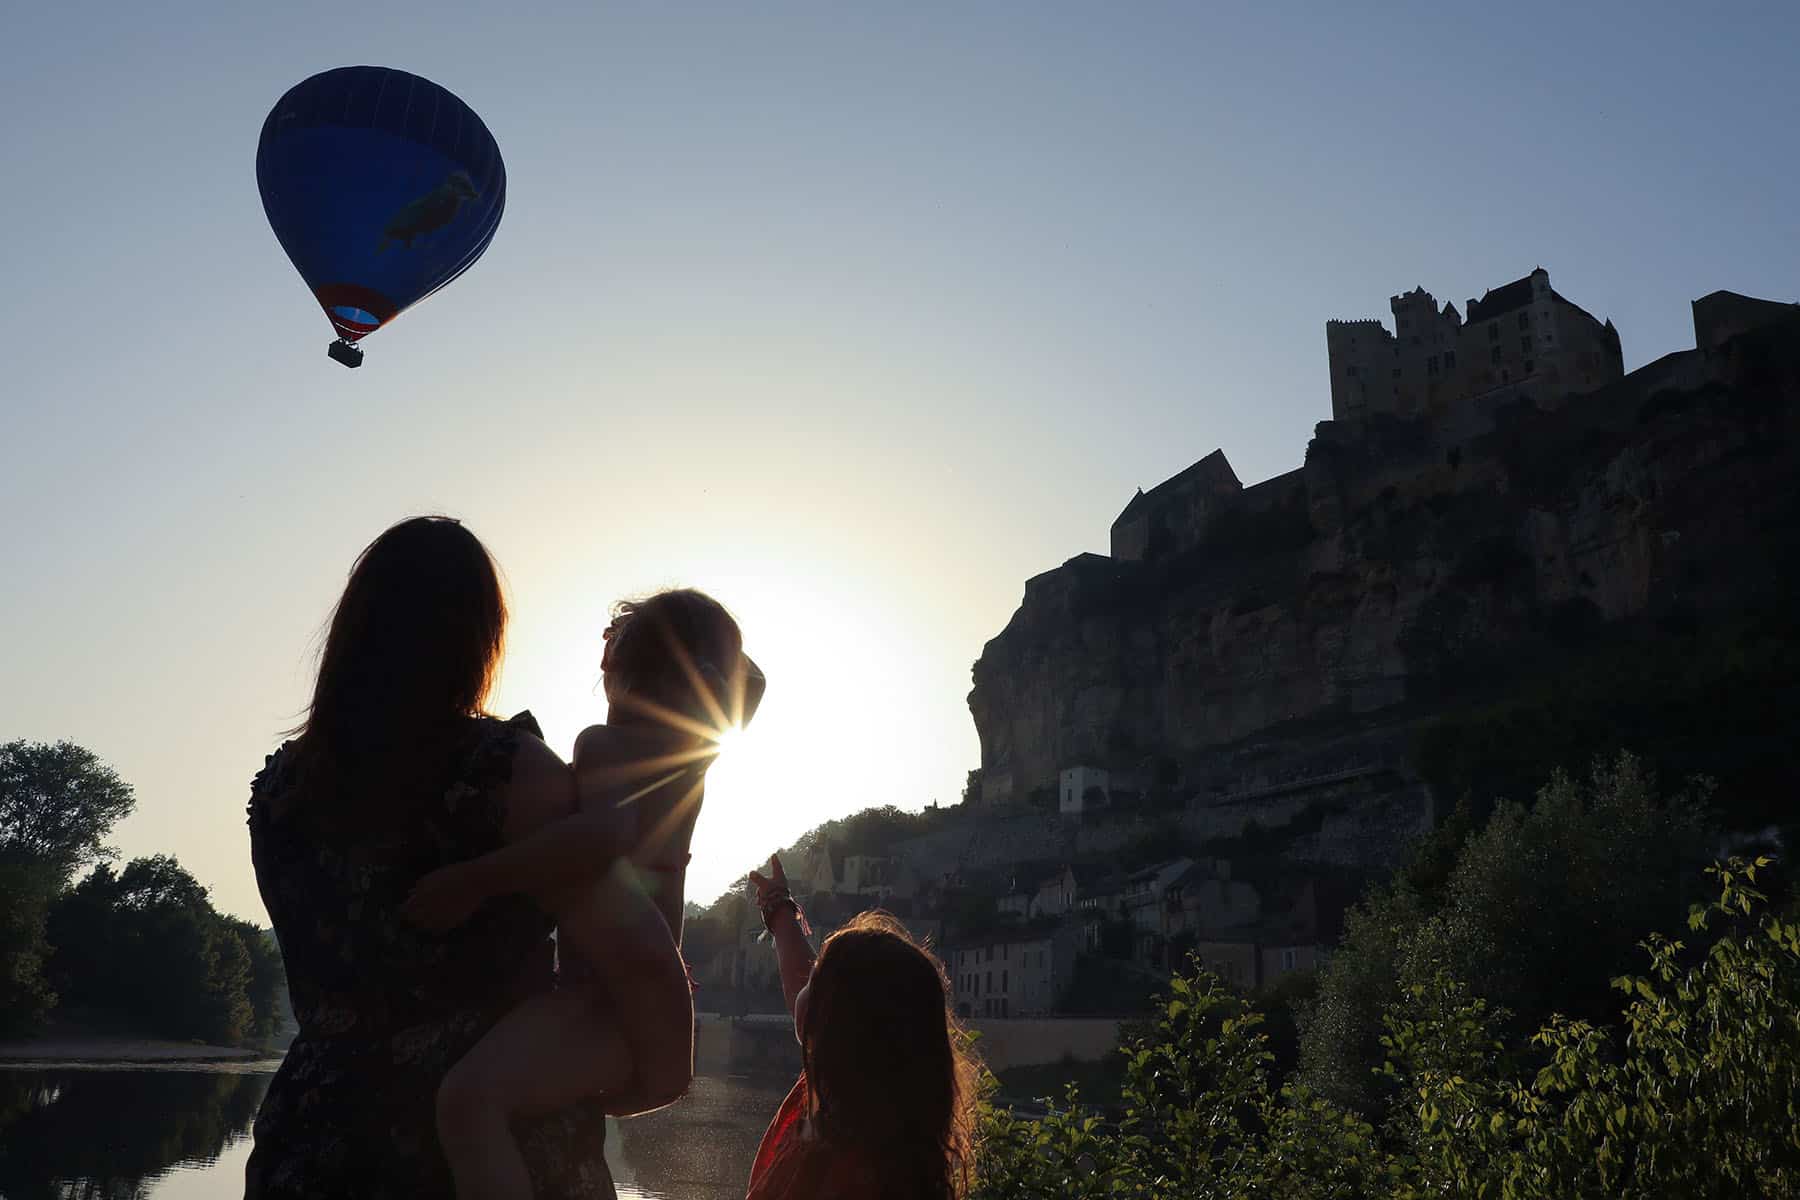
[257, 67, 506, 368]
[378, 171, 481, 255]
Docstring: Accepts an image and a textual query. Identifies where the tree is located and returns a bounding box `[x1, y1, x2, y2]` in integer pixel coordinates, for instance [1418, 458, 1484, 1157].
[1300, 752, 1704, 1112]
[0, 741, 134, 1033]
[0, 862, 60, 1034]
[223, 917, 287, 1042]
[0, 740, 135, 879]
[48, 855, 261, 1044]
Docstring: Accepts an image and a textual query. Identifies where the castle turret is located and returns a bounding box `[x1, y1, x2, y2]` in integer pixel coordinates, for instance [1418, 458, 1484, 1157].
[1331, 267, 1624, 424]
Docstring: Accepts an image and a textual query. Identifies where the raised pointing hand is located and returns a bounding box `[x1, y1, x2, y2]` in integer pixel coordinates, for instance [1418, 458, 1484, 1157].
[747, 853, 788, 903]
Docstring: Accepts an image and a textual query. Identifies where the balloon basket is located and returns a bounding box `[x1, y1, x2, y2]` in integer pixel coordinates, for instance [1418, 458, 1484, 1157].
[328, 339, 364, 369]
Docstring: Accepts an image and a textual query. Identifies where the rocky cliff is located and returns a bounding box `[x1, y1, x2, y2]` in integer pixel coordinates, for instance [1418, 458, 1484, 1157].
[969, 307, 1800, 826]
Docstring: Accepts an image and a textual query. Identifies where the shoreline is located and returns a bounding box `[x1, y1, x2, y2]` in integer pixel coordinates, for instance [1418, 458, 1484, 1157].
[0, 1034, 286, 1067]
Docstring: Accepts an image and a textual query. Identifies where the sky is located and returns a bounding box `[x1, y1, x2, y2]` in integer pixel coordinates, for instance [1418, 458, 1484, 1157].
[2, 2, 1795, 923]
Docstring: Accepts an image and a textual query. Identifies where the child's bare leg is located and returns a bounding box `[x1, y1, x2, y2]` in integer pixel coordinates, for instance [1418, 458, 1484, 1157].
[558, 869, 696, 1114]
[436, 988, 631, 1200]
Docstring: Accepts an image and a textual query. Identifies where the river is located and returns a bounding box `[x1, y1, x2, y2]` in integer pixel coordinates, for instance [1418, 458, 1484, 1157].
[0, 1062, 794, 1199]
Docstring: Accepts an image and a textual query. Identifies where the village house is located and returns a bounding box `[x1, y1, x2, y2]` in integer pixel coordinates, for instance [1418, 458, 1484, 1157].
[1076, 870, 1130, 950]
[1121, 859, 1195, 937]
[1177, 877, 1353, 989]
[948, 922, 1082, 1018]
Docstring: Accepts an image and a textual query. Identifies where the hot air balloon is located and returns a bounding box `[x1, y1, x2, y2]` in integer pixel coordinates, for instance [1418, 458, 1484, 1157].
[257, 67, 506, 368]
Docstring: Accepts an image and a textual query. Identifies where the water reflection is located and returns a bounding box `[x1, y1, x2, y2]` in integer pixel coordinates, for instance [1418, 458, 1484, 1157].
[0, 1067, 272, 1200]
[0, 1066, 791, 1200]
[608, 1072, 792, 1200]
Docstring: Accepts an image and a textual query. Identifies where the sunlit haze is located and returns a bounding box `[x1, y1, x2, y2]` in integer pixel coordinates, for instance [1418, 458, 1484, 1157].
[3, 3, 1795, 921]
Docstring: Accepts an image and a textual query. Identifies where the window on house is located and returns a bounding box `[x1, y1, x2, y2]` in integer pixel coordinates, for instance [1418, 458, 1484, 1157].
[1489, 324, 1500, 341]
[1525, 360, 1535, 373]
[1345, 365, 1358, 379]
[1445, 350, 1457, 368]
[986, 971, 992, 991]
[1003, 969, 1009, 992]
[1428, 356, 1439, 376]
[1491, 345, 1502, 364]
[1518, 312, 1531, 329]
[1521, 336, 1532, 355]
[1392, 367, 1401, 379]
[1281, 948, 1298, 971]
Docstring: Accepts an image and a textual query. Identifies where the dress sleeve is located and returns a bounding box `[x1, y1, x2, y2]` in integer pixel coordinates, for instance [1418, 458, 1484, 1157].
[245, 743, 295, 834]
[507, 709, 546, 740]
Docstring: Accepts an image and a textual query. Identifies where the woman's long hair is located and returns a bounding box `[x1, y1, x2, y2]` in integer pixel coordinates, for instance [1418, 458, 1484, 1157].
[289, 516, 507, 810]
[802, 911, 979, 1199]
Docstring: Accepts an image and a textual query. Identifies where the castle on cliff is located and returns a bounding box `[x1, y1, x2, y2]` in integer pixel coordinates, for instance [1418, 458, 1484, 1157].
[1327, 268, 1622, 426]
[1108, 270, 1794, 566]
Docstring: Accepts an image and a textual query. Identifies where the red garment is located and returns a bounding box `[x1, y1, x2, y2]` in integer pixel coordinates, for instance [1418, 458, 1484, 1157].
[746, 1075, 877, 1200]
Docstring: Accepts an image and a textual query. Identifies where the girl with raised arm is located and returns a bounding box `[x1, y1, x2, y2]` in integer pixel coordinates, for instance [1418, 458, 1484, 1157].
[744, 856, 978, 1200]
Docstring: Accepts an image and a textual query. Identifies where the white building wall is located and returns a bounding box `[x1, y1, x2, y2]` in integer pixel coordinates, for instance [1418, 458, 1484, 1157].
[1059, 766, 1111, 814]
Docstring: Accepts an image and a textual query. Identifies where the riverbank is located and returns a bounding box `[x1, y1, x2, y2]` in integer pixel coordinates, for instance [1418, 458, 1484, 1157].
[0, 1033, 282, 1066]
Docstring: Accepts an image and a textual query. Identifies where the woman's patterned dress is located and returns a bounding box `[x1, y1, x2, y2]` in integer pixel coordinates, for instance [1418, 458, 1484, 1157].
[245, 713, 615, 1200]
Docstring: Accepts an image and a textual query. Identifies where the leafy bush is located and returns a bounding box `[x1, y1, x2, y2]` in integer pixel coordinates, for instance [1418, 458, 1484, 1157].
[1300, 752, 1704, 1111]
[973, 856, 1800, 1198]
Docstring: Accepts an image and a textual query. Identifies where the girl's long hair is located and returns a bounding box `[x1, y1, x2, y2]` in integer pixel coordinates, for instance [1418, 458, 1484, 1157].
[289, 516, 507, 812]
[802, 911, 979, 1199]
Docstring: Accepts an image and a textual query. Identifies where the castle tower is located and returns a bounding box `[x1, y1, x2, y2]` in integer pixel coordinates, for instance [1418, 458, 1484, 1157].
[1331, 267, 1623, 425]
[1325, 318, 1393, 423]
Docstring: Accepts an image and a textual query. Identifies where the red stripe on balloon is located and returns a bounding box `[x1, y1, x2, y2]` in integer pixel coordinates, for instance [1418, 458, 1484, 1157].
[313, 283, 400, 342]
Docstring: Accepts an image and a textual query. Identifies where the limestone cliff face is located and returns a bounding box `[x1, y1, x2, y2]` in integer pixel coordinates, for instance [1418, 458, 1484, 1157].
[970, 318, 1800, 805]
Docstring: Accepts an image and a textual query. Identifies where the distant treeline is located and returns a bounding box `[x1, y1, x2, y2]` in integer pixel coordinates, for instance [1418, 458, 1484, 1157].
[0, 739, 286, 1044]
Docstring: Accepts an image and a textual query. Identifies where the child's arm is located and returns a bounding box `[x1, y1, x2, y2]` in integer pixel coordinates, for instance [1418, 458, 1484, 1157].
[749, 855, 815, 1021]
[581, 724, 713, 942]
[403, 764, 636, 934]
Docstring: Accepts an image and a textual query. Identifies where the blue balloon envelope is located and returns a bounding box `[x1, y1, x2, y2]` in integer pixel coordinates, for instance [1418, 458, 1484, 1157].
[257, 67, 506, 366]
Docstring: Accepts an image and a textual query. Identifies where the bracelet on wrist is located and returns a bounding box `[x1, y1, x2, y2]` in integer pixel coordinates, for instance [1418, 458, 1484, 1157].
[757, 888, 811, 936]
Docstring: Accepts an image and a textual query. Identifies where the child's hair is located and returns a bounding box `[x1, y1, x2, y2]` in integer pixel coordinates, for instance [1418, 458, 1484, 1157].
[603, 588, 749, 732]
[802, 911, 979, 1199]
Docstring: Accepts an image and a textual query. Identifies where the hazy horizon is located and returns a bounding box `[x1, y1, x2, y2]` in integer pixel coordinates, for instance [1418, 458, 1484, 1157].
[4, 2, 1796, 921]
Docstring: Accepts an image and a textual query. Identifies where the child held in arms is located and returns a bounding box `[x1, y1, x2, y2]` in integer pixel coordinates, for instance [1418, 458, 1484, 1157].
[403, 589, 764, 1200]
[744, 856, 979, 1200]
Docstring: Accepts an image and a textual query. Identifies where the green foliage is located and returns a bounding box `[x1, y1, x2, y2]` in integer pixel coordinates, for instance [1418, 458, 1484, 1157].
[1416, 609, 1800, 832]
[1301, 752, 1702, 1111]
[46, 856, 283, 1045]
[225, 916, 289, 1042]
[0, 862, 60, 1035]
[788, 804, 944, 860]
[1058, 952, 1162, 1016]
[0, 740, 138, 1037]
[974, 856, 1800, 1197]
[0, 739, 135, 879]
[1296, 883, 1426, 1113]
